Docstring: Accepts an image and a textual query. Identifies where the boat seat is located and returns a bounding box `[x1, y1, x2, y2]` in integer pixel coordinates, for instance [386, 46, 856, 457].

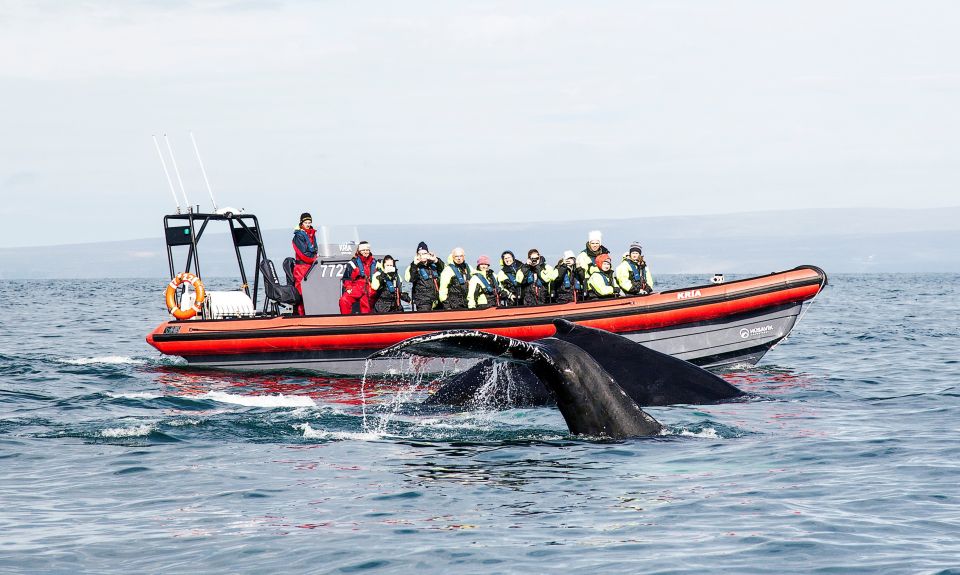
[259, 258, 301, 307]
[282, 257, 297, 286]
[204, 290, 256, 319]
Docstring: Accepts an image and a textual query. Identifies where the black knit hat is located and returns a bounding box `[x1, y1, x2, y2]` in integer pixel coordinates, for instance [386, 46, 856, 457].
[416, 241, 429, 253]
[629, 243, 643, 255]
[299, 212, 312, 224]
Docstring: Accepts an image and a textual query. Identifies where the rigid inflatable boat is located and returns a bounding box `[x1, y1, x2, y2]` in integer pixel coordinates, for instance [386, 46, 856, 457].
[145, 210, 828, 374]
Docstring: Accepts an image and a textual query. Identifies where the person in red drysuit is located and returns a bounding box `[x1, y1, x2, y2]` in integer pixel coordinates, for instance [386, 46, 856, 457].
[291, 212, 318, 315]
[339, 240, 377, 314]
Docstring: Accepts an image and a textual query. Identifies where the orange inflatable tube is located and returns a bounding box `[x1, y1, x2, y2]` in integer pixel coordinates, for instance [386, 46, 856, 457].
[164, 272, 206, 320]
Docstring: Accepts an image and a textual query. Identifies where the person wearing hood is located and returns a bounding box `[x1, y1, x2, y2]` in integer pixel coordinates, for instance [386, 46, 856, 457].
[516, 248, 557, 306]
[552, 250, 583, 304]
[404, 241, 445, 311]
[370, 255, 410, 313]
[468, 255, 504, 309]
[576, 230, 610, 278]
[338, 240, 377, 314]
[586, 253, 622, 299]
[495, 250, 522, 306]
[438, 247, 473, 310]
[616, 243, 654, 295]
[291, 212, 318, 315]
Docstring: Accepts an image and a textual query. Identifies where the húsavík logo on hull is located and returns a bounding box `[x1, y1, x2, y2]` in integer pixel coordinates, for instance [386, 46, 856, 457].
[739, 325, 775, 339]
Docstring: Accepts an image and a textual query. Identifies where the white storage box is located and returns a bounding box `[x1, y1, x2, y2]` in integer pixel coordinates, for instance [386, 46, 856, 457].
[203, 290, 256, 319]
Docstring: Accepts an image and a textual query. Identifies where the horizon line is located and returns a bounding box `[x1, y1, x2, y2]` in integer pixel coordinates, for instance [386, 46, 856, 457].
[3, 204, 959, 251]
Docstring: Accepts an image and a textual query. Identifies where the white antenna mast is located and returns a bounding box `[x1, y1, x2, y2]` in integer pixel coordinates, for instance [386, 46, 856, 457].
[189, 131, 218, 212]
[152, 134, 181, 213]
[163, 134, 191, 210]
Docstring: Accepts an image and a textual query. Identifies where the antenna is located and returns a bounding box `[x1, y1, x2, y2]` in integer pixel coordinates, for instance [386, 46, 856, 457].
[163, 134, 191, 210]
[189, 131, 218, 211]
[153, 134, 181, 213]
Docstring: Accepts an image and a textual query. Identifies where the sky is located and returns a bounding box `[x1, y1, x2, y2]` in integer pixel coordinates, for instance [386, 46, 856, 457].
[1, 0, 958, 248]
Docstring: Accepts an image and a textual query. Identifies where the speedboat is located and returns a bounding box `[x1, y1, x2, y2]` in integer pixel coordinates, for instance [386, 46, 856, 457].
[145, 210, 828, 374]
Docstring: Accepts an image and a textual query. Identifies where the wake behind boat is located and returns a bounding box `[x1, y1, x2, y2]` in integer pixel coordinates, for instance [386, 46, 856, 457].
[144, 209, 828, 374]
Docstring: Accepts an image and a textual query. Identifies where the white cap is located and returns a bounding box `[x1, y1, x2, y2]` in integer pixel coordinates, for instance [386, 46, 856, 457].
[588, 230, 602, 242]
[563, 250, 575, 260]
[358, 241, 371, 251]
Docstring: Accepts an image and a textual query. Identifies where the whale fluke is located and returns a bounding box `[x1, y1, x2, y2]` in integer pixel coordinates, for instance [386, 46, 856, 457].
[372, 328, 663, 438]
[393, 319, 744, 410]
[549, 320, 744, 406]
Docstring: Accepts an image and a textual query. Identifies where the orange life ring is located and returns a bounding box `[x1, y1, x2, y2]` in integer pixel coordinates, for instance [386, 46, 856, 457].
[164, 272, 206, 320]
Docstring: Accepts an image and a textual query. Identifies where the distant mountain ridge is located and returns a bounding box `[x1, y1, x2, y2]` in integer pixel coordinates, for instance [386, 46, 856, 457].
[2, 207, 958, 279]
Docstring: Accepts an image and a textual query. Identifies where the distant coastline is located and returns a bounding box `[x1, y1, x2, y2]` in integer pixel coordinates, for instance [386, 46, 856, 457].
[2, 207, 958, 279]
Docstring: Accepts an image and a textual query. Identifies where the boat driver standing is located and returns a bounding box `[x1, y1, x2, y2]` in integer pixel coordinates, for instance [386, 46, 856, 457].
[291, 212, 318, 315]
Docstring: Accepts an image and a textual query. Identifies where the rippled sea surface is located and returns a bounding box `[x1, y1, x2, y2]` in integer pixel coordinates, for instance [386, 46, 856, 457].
[1, 275, 958, 574]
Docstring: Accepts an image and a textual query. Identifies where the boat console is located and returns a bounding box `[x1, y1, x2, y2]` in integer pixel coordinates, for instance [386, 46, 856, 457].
[163, 210, 365, 318]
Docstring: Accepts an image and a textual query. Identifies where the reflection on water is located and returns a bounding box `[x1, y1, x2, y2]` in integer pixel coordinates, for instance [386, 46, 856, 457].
[151, 365, 442, 407]
[398, 444, 599, 489]
[718, 365, 818, 396]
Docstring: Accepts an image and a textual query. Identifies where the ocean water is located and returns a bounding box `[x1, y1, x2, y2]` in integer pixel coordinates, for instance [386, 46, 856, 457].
[1, 274, 958, 574]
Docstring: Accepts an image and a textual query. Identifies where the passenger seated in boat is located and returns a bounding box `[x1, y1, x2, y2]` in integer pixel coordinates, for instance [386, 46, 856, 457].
[586, 253, 621, 299]
[496, 250, 522, 306]
[516, 248, 556, 306]
[339, 241, 376, 315]
[468, 255, 504, 309]
[552, 250, 583, 304]
[291, 212, 318, 315]
[576, 230, 610, 279]
[616, 242, 654, 295]
[370, 255, 410, 313]
[438, 247, 472, 310]
[405, 241, 444, 311]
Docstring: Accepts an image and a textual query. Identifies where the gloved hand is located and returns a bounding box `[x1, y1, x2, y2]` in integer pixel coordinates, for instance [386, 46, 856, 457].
[400, 293, 411, 303]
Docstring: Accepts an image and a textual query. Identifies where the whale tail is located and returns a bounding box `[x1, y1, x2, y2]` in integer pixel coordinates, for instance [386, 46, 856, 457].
[372, 329, 663, 439]
[551, 319, 745, 405]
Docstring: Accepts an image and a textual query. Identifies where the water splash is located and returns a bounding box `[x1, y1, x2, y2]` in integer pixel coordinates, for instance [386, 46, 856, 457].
[100, 423, 156, 438]
[468, 362, 522, 410]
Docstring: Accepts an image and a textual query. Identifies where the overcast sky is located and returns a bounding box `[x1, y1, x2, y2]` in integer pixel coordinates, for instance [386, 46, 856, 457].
[1, 0, 958, 247]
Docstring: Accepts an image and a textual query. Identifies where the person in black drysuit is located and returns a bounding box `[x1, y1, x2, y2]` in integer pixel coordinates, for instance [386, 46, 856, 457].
[517, 248, 555, 306]
[404, 241, 445, 312]
[438, 247, 472, 310]
[496, 250, 522, 306]
[552, 250, 583, 304]
[370, 255, 410, 313]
